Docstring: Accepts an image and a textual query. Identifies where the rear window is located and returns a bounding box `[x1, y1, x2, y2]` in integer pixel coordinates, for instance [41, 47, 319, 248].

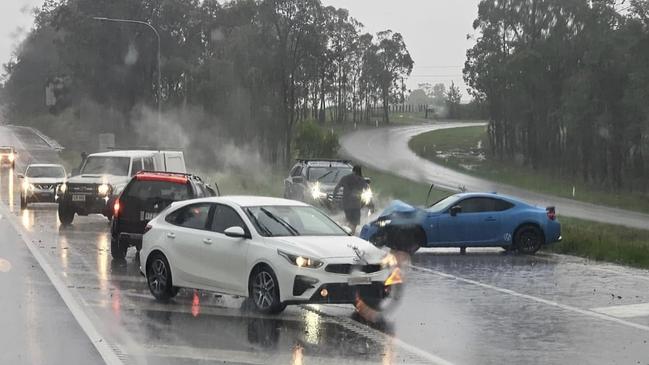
[125, 180, 191, 203]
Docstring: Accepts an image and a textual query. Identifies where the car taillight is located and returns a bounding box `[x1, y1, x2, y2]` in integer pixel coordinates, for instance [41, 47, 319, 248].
[144, 224, 152, 234]
[546, 206, 556, 220]
[113, 198, 121, 217]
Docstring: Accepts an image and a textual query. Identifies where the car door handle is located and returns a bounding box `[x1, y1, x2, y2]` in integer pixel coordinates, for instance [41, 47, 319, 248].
[202, 238, 212, 245]
[167, 232, 176, 239]
[485, 217, 497, 222]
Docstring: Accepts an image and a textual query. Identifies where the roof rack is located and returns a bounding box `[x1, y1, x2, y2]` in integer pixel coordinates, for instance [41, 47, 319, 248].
[107, 147, 184, 151]
[296, 158, 352, 164]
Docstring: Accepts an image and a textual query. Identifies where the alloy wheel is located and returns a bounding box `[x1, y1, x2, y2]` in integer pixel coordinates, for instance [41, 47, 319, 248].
[252, 271, 276, 310]
[149, 259, 168, 296]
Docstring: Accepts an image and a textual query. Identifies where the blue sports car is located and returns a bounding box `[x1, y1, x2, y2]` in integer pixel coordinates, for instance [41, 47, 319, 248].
[360, 192, 562, 254]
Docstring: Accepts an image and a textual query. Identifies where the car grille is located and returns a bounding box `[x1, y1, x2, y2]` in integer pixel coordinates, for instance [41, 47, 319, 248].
[325, 264, 382, 274]
[35, 184, 55, 190]
[69, 184, 97, 194]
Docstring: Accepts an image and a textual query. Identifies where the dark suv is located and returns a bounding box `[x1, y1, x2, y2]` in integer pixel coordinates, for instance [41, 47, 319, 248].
[110, 171, 216, 260]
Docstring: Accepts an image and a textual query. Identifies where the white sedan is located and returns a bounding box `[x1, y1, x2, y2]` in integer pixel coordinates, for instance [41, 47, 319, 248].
[140, 196, 395, 314]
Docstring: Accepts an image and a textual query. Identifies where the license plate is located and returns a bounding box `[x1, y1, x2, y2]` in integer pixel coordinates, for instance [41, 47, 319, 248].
[348, 276, 372, 286]
[72, 194, 86, 202]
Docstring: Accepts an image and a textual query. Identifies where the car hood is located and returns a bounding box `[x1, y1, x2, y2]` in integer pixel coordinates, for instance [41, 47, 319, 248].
[67, 174, 129, 185]
[308, 181, 336, 194]
[372, 200, 431, 225]
[271, 235, 386, 262]
[24, 177, 64, 184]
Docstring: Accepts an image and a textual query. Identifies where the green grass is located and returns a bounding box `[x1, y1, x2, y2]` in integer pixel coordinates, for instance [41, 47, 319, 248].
[546, 217, 649, 269]
[364, 167, 449, 207]
[409, 125, 649, 214]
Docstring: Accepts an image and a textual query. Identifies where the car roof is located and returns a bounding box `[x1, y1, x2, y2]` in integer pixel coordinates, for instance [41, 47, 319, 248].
[454, 192, 524, 203]
[186, 196, 309, 208]
[26, 163, 65, 168]
[88, 150, 158, 158]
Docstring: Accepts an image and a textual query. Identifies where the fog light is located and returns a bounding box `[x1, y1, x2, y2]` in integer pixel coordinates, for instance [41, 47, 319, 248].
[320, 289, 328, 297]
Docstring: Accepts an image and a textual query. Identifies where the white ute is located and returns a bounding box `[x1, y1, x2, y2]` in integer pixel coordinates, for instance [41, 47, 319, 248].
[57, 150, 186, 225]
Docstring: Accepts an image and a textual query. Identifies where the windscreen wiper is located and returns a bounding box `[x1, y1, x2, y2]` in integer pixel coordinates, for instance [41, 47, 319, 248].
[260, 208, 299, 236]
[317, 170, 334, 181]
[245, 208, 273, 237]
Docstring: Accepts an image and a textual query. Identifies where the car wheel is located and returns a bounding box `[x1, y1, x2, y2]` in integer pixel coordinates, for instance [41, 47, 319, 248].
[514, 225, 543, 254]
[249, 266, 285, 314]
[110, 236, 127, 260]
[146, 253, 176, 301]
[58, 203, 75, 225]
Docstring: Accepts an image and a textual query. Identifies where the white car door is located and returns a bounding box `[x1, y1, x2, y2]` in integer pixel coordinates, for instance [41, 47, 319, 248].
[164, 203, 218, 289]
[203, 203, 251, 295]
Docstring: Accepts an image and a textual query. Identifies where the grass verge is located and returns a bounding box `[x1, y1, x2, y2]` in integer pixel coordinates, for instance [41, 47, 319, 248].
[546, 217, 649, 270]
[409, 125, 649, 214]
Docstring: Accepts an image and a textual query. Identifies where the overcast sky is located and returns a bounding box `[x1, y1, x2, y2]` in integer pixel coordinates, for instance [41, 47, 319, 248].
[322, 0, 481, 96]
[0, 0, 481, 96]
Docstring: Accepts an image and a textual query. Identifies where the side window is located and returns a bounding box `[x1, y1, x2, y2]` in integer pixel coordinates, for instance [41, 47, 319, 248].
[166, 203, 211, 230]
[143, 157, 154, 171]
[210, 204, 246, 234]
[130, 158, 144, 176]
[458, 198, 496, 213]
[495, 199, 515, 211]
[291, 166, 303, 177]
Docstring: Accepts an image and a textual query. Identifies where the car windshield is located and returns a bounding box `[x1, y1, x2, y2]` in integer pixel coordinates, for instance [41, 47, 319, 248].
[26, 166, 65, 178]
[427, 195, 459, 212]
[80, 156, 130, 176]
[245, 205, 347, 237]
[307, 167, 352, 184]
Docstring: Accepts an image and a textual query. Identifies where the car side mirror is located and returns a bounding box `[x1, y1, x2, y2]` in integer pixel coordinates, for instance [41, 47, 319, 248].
[364, 177, 372, 184]
[224, 226, 247, 239]
[293, 176, 304, 184]
[450, 205, 462, 217]
[17, 173, 24, 179]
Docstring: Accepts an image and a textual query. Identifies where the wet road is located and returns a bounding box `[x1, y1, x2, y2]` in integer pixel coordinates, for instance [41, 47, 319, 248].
[340, 123, 649, 229]
[2, 125, 649, 364]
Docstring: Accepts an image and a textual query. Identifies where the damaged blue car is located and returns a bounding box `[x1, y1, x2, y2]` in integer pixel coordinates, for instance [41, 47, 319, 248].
[359, 192, 562, 254]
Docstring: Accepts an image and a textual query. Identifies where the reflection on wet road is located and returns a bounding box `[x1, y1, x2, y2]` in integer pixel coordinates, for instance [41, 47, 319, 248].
[2, 126, 649, 364]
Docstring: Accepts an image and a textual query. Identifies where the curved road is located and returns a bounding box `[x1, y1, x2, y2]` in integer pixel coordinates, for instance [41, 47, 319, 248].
[340, 122, 649, 229]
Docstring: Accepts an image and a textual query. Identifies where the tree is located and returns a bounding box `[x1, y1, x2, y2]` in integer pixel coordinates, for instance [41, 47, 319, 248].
[445, 82, 461, 119]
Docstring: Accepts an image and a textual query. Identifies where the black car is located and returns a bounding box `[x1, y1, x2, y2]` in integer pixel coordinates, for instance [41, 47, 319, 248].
[110, 171, 216, 260]
[284, 159, 373, 211]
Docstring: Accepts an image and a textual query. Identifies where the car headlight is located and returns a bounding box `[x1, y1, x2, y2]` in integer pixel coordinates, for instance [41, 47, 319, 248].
[374, 217, 391, 227]
[22, 180, 34, 191]
[98, 184, 111, 196]
[361, 188, 373, 205]
[381, 253, 398, 268]
[58, 183, 67, 193]
[311, 182, 327, 200]
[278, 250, 323, 269]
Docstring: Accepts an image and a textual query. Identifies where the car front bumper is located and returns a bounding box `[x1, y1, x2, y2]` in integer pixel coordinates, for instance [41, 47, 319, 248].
[59, 194, 114, 216]
[23, 189, 57, 202]
[277, 262, 390, 304]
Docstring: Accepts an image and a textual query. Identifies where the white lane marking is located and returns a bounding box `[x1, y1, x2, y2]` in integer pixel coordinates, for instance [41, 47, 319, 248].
[303, 304, 456, 365]
[591, 303, 649, 318]
[411, 265, 649, 333]
[0, 204, 123, 365]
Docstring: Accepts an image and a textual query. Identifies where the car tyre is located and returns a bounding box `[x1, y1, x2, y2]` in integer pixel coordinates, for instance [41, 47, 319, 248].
[514, 225, 543, 255]
[146, 253, 177, 301]
[58, 203, 75, 225]
[110, 236, 127, 260]
[249, 266, 285, 314]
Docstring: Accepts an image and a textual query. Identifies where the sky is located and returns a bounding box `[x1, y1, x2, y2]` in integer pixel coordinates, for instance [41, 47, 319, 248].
[0, 0, 41, 71]
[322, 0, 481, 96]
[0, 0, 482, 96]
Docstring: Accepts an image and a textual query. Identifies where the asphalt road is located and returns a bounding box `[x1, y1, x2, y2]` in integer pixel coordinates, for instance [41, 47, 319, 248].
[340, 122, 649, 229]
[1, 125, 649, 364]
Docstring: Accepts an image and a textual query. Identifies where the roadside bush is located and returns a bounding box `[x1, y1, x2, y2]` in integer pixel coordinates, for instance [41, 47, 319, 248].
[294, 121, 339, 159]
